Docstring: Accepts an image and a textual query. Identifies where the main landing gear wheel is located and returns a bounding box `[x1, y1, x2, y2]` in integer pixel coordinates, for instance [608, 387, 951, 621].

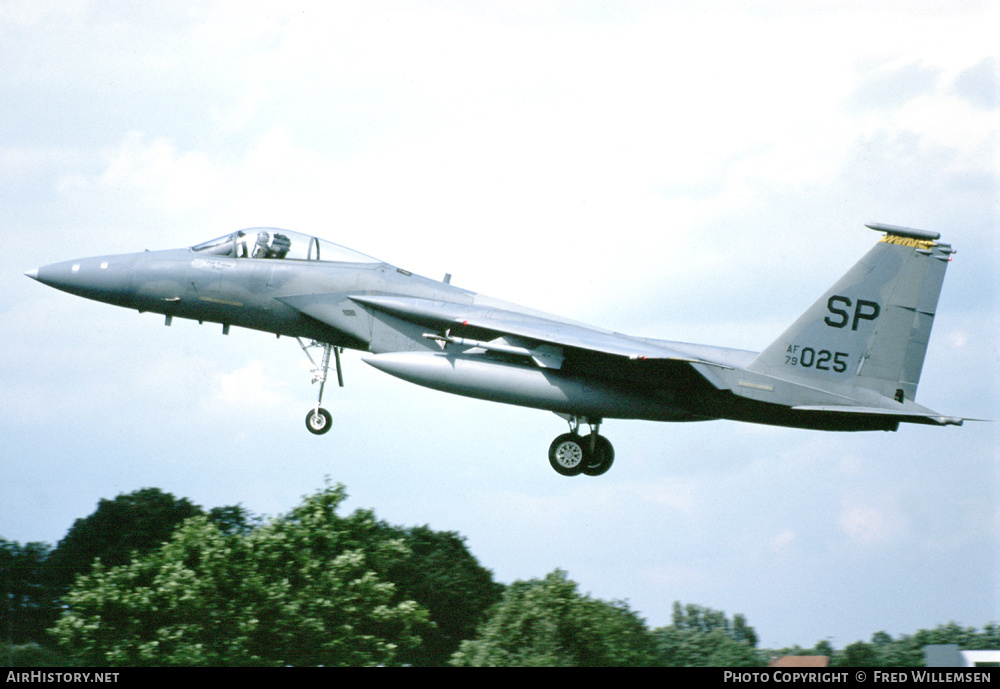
[548, 415, 616, 477]
[581, 434, 615, 476]
[548, 433, 589, 476]
[305, 408, 333, 435]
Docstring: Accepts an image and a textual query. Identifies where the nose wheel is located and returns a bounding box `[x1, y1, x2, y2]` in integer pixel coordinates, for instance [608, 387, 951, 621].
[298, 339, 343, 436]
[306, 407, 333, 435]
[548, 417, 615, 476]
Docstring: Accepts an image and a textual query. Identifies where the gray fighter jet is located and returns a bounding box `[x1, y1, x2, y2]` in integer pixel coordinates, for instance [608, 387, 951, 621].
[26, 222, 964, 476]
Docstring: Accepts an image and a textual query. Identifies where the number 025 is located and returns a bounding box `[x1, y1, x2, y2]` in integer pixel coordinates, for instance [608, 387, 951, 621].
[786, 348, 849, 373]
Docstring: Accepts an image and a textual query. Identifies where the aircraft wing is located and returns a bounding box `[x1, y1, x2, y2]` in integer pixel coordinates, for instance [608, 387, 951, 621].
[344, 294, 732, 368]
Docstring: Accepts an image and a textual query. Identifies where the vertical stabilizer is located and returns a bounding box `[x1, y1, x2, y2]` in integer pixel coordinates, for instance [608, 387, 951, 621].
[748, 224, 955, 404]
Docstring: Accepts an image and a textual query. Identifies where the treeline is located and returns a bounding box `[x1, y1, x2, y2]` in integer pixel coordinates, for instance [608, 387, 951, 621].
[1, 483, 996, 666]
[773, 626, 1000, 667]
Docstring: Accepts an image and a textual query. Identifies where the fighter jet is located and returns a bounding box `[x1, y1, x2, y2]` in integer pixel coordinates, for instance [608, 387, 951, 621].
[26, 222, 964, 476]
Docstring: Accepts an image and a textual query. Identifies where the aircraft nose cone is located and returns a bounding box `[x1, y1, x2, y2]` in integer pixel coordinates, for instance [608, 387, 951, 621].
[28, 254, 138, 308]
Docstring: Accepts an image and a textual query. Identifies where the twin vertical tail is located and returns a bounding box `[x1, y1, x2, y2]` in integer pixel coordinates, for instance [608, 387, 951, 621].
[748, 223, 956, 404]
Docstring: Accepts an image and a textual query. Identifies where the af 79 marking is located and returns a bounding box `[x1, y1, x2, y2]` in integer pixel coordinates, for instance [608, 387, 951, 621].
[25, 222, 969, 477]
[785, 346, 849, 373]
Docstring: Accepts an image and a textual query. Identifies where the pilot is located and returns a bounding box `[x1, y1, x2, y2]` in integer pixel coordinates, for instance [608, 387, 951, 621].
[271, 233, 291, 258]
[253, 231, 271, 259]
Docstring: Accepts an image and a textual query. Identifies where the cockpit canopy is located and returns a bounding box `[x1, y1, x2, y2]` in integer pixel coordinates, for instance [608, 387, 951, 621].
[192, 228, 380, 264]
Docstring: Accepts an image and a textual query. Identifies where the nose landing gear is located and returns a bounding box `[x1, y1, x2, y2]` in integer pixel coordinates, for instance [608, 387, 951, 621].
[298, 339, 343, 436]
[547, 417, 615, 476]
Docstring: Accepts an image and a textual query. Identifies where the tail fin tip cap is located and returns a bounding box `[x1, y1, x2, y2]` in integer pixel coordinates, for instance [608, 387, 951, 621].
[866, 222, 941, 241]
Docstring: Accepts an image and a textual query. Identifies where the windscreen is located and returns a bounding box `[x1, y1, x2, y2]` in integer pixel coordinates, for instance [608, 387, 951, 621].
[192, 229, 380, 264]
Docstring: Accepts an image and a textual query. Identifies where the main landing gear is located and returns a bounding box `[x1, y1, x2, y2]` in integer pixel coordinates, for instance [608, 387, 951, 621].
[548, 417, 615, 477]
[298, 339, 343, 435]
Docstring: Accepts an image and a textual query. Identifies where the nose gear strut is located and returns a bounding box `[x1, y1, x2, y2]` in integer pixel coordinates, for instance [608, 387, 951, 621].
[297, 338, 343, 435]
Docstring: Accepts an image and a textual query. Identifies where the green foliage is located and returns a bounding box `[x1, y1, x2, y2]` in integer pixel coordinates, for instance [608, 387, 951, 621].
[381, 525, 504, 665]
[14, 481, 999, 667]
[50, 483, 429, 666]
[450, 569, 656, 667]
[1, 642, 75, 667]
[46, 488, 202, 592]
[1, 540, 56, 644]
[814, 639, 835, 658]
[829, 624, 1000, 667]
[4, 491, 258, 649]
[838, 640, 879, 667]
[652, 602, 764, 667]
[205, 504, 261, 537]
[769, 642, 823, 661]
[910, 622, 1000, 651]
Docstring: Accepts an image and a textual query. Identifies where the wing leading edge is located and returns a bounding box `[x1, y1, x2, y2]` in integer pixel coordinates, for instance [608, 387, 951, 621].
[347, 294, 733, 368]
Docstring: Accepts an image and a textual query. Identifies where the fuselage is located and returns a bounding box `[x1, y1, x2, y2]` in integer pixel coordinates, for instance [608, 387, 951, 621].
[27, 224, 965, 478]
[30, 235, 739, 424]
[33, 245, 443, 348]
[32, 227, 952, 434]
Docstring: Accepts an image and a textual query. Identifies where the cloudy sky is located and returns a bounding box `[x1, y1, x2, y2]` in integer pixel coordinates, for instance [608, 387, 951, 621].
[2, 1, 997, 650]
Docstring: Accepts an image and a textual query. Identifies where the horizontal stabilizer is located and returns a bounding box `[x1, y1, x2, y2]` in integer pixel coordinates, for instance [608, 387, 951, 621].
[792, 405, 965, 426]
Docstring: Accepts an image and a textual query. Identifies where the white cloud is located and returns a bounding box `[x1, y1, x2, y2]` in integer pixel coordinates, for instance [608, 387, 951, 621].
[770, 529, 797, 554]
[838, 497, 910, 547]
[100, 132, 221, 212]
[214, 359, 292, 409]
[634, 481, 697, 514]
[949, 329, 970, 348]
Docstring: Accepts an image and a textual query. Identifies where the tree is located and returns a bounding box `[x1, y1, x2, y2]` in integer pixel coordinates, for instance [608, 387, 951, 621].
[813, 639, 835, 658]
[450, 569, 655, 666]
[46, 488, 202, 592]
[2, 497, 256, 649]
[51, 483, 428, 666]
[837, 640, 879, 667]
[382, 525, 503, 665]
[206, 504, 261, 537]
[830, 624, 1000, 667]
[652, 602, 763, 667]
[1, 539, 56, 645]
[861, 631, 916, 667]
